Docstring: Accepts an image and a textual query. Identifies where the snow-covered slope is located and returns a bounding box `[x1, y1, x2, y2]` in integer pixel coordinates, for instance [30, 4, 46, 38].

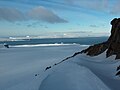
[39, 61, 110, 90]
[39, 49, 120, 90]
[0, 44, 85, 90]
[0, 44, 120, 90]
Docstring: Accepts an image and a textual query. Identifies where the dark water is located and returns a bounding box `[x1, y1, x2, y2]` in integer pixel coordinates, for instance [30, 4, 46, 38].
[0, 37, 108, 46]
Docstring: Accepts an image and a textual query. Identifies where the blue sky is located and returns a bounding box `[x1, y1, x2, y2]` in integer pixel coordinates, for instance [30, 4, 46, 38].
[0, 0, 120, 37]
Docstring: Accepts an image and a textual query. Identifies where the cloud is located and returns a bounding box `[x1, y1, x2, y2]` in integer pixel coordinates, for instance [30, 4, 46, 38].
[0, 6, 68, 23]
[1, 0, 120, 15]
[89, 25, 98, 28]
[110, 1, 120, 14]
[64, 0, 120, 15]
[44, 26, 48, 28]
[63, 0, 109, 11]
[2, 0, 108, 12]
[64, 0, 75, 5]
[27, 24, 32, 27]
[28, 6, 68, 23]
[0, 8, 25, 22]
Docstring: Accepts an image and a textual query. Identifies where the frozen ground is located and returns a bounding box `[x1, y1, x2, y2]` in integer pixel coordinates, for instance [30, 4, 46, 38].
[0, 44, 85, 90]
[0, 44, 120, 90]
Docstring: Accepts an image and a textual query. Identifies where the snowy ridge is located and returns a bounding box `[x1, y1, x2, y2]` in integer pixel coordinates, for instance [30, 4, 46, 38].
[39, 50, 120, 90]
[39, 62, 110, 90]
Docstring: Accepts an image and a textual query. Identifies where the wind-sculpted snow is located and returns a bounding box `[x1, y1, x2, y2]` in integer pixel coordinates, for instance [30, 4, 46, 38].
[39, 50, 120, 90]
[39, 62, 110, 90]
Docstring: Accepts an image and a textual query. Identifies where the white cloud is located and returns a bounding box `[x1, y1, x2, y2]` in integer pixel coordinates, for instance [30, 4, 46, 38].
[0, 6, 68, 23]
[28, 6, 68, 23]
[64, 0, 109, 11]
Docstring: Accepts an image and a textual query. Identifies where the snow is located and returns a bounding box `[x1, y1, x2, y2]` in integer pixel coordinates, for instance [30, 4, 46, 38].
[39, 62, 110, 90]
[0, 44, 120, 90]
[10, 43, 76, 48]
[0, 44, 84, 90]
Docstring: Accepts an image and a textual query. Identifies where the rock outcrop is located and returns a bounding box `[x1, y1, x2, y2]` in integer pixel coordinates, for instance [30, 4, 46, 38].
[81, 18, 120, 60]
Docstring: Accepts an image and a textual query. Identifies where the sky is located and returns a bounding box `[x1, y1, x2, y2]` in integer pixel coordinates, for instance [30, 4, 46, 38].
[0, 0, 120, 37]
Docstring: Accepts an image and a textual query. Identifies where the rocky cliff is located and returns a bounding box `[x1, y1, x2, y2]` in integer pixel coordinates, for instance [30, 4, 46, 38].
[81, 18, 120, 59]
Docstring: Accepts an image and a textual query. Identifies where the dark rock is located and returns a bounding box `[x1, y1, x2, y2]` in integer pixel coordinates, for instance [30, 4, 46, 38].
[116, 53, 120, 59]
[81, 42, 108, 56]
[45, 66, 51, 71]
[116, 65, 120, 71]
[73, 52, 81, 57]
[81, 18, 120, 60]
[4, 43, 9, 48]
[116, 71, 120, 76]
[35, 74, 38, 76]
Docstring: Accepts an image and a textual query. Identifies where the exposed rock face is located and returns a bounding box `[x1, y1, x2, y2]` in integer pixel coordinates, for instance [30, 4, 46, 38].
[81, 18, 120, 59]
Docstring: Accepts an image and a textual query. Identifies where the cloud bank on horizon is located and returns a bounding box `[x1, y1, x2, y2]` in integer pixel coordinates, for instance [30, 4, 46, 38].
[0, 0, 120, 37]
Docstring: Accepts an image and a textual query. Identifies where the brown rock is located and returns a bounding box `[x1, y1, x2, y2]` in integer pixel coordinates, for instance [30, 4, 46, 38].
[81, 42, 108, 56]
[81, 18, 120, 60]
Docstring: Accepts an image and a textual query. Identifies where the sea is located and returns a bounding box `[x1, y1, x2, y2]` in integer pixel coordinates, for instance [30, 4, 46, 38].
[0, 37, 108, 46]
